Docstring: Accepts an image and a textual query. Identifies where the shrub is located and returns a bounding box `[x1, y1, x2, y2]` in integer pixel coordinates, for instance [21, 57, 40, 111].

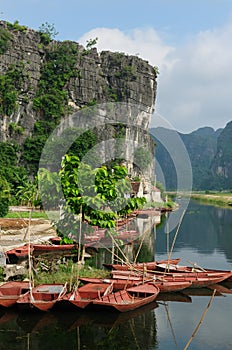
[0, 28, 12, 54]
[0, 176, 10, 217]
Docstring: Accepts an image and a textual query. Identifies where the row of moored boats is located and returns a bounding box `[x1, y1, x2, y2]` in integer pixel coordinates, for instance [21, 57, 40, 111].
[0, 258, 231, 313]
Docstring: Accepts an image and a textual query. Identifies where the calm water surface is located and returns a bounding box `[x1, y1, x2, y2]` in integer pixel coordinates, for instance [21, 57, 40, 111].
[0, 200, 232, 350]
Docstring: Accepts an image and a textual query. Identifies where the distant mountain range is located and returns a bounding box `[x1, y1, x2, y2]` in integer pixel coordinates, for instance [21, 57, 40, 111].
[150, 121, 232, 191]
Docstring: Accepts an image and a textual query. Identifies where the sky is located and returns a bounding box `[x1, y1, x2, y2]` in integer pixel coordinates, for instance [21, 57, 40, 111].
[1, 0, 232, 133]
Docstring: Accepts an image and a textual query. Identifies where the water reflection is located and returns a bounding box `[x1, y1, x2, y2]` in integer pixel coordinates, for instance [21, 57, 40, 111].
[156, 199, 232, 266]
[0, 302, 159, 350]
[0, 200, 232, 350]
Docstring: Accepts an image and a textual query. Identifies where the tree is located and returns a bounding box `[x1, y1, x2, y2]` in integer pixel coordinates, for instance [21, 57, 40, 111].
[15, 176, 40, 207]
[0, 176, 10, 217]
[39, 154, 146, 240]
[38, 22, 58, 44]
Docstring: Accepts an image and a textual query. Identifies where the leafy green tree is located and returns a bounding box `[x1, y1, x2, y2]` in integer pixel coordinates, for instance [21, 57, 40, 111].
[0, 142, 28, 202]
[38, 168, 62, 209]
[0, 176, 10, 217]
[38, 22, 58, 44]
[39, 154, 146, 240]
[15, 176, 39, 207]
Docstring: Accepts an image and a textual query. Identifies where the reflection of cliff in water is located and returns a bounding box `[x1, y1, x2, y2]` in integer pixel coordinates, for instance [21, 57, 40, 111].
[156, 200, 232, 262]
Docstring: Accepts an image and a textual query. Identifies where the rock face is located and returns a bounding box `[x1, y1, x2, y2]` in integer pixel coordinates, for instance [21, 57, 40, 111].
[0, 21, 157, 142]
[0, 21, 157, 196]
[151, 124, 232, 191]
[211, 121, 232, 188]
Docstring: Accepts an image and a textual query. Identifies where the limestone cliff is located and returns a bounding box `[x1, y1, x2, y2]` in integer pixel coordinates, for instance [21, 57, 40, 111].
[0, 20, 157, 142]
[0, 21, 158, 199]
[211, 121, 232, 188]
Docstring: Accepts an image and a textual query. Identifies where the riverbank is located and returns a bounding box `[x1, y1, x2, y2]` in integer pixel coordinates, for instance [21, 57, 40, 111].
[190, 192, 232, 207]
[166, 191, 232, 208]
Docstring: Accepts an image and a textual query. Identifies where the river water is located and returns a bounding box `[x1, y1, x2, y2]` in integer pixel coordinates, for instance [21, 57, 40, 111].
[0, 200, 231, 350]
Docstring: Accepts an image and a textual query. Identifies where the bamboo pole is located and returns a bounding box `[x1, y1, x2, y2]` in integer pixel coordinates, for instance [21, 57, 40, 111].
[106, 229, 130, 264]
[164, 302, 178, 348]
[183, 289, 217, 350]
[133, 226, 150, 264]
[75, 208, 83, 290]
[165, 210, 185, 273]
[23, 207, 33, 241]
[27, 209, 34, 302]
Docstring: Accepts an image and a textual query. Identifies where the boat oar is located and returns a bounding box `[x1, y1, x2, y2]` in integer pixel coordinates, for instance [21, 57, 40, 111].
[186, 260, 206, 272]
[102, 282, 114, 296]
[58, 282, 67, 299]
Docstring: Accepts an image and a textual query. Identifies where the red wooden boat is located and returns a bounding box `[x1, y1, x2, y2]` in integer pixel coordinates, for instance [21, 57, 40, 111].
[103, 258, 181, 271]
[32, 243, 78, 256]
[79, 277, 192, 293]
[155, 272, 232, 288]
[16, 283, 67, 312]
[156, 263, 232, 282]
[6, 243, 78, 263]
[5, 244, 33, 263]
[0, 281, 30, 308]
[110, 269, 232, 288]
[56, 283, 113, 310]
[92, 283, 160, 312]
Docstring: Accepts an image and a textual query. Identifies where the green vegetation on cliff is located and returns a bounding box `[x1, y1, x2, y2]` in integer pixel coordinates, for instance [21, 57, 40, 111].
[0, 20, 157, 218]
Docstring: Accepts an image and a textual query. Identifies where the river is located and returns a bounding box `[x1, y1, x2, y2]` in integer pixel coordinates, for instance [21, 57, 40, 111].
[0, 199, 231, 350]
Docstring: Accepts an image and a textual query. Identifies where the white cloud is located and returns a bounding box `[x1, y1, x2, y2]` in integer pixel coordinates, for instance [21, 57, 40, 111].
[158, 23, 232, 132]
[78, 27, 174, 70]
[78, 24, 232, 133]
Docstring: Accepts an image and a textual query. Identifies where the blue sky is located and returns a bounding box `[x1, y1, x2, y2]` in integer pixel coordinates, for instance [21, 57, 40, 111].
[2, 0, 232, 132]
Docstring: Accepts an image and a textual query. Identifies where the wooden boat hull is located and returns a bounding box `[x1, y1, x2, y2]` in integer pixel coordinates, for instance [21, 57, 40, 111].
[154, 272, 232, 288]
[111, 270, 232, 288]
[79, 277, 192, 293]
[0, 281, 30, 308]
[103, 258, 181, 271]
[56, 283, 114, 310]
[93, 284, 159, 312]
[17, 297, 57, 312]
[16, 284, 67, 312]
[6, 243, 78, 263]
[5, 244, 32, 263]
[0, 296, 20, 308]
[156, 264, 232, 282]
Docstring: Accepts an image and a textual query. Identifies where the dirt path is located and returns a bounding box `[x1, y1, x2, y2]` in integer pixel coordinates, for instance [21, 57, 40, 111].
[0, 218, 56, 252]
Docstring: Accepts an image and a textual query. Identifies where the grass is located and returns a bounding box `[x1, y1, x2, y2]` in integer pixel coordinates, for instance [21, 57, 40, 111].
[191, 192, 232, 208]
[0, 260, 110, 287]
[5, 211, 48, 219]
[32, 260, 109, 287]
[144, 199, 175, 209]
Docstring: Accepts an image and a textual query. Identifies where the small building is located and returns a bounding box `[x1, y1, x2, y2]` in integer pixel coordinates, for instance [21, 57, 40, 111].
[130, 181, 163, 204]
